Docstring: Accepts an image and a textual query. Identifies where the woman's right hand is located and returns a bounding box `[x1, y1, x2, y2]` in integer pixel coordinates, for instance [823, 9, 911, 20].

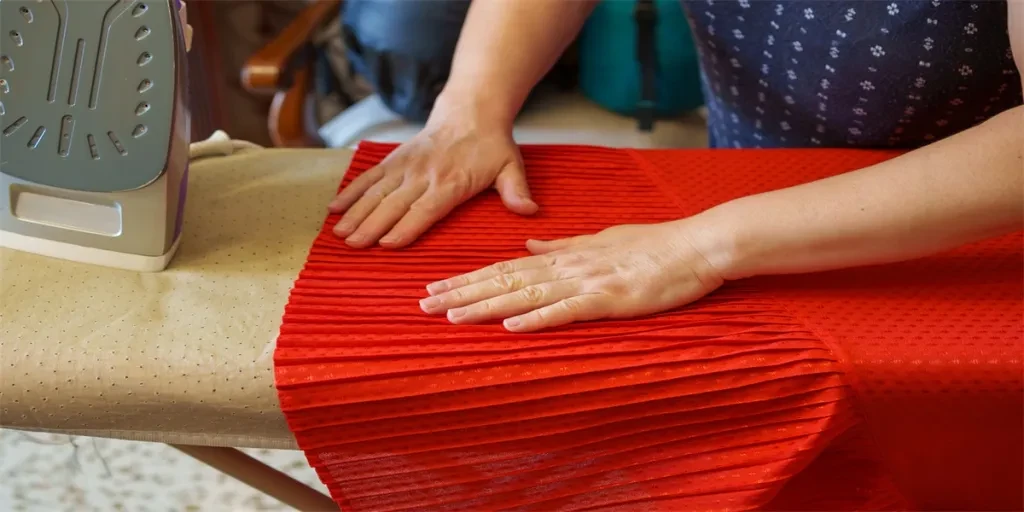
[328, 99, 537, 249]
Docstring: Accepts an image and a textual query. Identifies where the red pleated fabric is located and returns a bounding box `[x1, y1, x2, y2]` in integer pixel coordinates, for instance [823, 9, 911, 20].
[274, 142, 1023, 511]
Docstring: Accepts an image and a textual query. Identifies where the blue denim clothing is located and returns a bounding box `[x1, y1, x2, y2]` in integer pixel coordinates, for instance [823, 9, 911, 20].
[342, 0, 470, 122]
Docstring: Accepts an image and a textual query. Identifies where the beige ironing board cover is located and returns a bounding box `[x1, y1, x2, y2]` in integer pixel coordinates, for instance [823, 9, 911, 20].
[1, 135, 353, 448]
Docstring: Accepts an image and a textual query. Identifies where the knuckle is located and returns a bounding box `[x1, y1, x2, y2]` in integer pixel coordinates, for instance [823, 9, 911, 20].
[476, 299, 495, 315]
[365, 184, 390, 201]
[447, 178, 473, 202]
[380, 146, 414, 166]
[445, 288, 465, 304]
[412, 163, 438, 180]
[373, 162, 393, 175]
[358, 165, 385, 181]
[492, 260, 516, 275]
[408, 198, 443, 217]
[492, 273, 524, 292]
[555, 257, 603, 279]
[340, 208, 365, 226]
[588, 276, 630, 297]
[532, 307, 552, 323]
[576, 262, 609, 279]
[543, 254, 566, 268]
[560, 297, 585, 315]
[556, 252, 589, 267]
[605, 280, 632, 297]
[551, 267, 575, 281]
[518, 285, 546, 305]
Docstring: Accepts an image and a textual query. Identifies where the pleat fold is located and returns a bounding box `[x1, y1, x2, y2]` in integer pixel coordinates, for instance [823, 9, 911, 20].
[274, 142, 886, 511]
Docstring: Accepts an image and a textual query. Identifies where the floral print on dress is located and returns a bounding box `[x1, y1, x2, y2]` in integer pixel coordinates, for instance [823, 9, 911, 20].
[682, 0, 1022, 148]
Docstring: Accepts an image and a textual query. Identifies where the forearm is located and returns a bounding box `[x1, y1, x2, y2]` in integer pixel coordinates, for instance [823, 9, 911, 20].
[691, 105, 1024, 280]
[433, 0, 597, 127]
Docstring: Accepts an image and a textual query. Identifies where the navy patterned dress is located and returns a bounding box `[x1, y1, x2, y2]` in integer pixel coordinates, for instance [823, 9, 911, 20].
[682, 0, 1023, 148]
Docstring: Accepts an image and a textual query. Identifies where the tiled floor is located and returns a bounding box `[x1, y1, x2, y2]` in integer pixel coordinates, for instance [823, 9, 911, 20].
[0, 429, 326, 511]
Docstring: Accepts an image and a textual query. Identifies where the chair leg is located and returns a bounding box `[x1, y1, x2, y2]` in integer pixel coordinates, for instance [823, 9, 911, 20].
[268, 64, 324, 148]
[172, 444, 337, 511]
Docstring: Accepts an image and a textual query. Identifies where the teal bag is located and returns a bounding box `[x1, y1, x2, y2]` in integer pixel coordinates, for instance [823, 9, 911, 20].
[578, 0, 704, 130]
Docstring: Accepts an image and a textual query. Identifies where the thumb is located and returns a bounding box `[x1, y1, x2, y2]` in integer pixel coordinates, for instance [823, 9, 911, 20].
[526, 234, 593, 254]
[494, 160, 538, 216]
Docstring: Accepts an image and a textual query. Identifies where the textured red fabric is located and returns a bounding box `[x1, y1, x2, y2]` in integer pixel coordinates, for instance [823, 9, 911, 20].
[274, 142, 1023, 511]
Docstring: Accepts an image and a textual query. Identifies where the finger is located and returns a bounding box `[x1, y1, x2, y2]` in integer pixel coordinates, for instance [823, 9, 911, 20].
[419, 267, 561, 314]
[445, 279, 582, 325]
[378, 185, 459, 249]
[503, 295, 611, 332]
[426, 254, 556, 295]
[526, 235, 595, 255]
[333, 177, 400, 241]
[328, 165, 386, 213]
[493, 160, 539, 216]
[345, 182, 427, 248]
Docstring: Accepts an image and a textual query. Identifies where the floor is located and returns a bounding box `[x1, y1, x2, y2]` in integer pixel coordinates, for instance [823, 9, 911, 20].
[319, 92, 709, 150]
[0, 430, 326, 511]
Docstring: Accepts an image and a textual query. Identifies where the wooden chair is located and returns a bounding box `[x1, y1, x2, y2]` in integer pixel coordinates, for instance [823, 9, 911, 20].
[241, 0, 341, 148]
[238, 0, 706, 152]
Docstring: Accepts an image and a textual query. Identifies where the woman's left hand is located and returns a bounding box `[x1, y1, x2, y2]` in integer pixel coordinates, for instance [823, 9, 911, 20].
[419, 221, 727, 332]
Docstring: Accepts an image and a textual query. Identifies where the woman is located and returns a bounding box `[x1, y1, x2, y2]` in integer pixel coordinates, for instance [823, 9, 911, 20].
[332, 0, 1023, 332]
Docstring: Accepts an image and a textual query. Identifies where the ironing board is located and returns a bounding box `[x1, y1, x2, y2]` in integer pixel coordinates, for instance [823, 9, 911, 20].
[1, 135, 343, 510]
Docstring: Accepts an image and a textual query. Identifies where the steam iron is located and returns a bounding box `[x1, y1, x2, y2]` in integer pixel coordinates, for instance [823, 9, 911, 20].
[0, 0, 189, 271]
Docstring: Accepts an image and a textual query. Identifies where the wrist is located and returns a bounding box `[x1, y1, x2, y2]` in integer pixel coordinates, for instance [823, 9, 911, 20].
[672, 203, 752, 282]
[431, 84, 519, 130]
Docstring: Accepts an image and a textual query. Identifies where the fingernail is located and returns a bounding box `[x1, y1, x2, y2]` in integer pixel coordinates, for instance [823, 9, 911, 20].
[447, 308, 465, 320]
[426, 282, 448, 295]
[334, 223, 352, 235]
[380, 235, 400, 245]
[345, 234, 365, 245]
[419, 296, 441, 312]
[504, 317, 521, 329]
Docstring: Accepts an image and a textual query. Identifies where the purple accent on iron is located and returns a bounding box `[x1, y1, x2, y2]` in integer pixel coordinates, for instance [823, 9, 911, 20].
[173, 163, 188, 240]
